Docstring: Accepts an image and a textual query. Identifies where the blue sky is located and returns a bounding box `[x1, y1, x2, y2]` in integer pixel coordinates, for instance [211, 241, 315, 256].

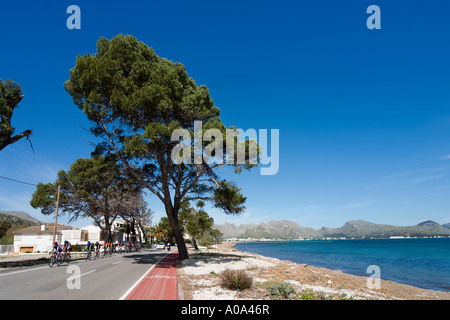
[1, 0, 450, 229]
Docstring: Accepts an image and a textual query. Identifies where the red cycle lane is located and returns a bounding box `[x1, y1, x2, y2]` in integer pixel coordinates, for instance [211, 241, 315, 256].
[123, 250, 179, 300]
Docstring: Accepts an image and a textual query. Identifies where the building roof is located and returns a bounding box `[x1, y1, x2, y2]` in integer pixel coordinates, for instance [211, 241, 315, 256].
[12, 224, 73, 234]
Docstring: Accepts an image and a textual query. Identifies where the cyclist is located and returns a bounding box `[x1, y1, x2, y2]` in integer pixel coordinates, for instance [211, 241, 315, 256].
[104, 241, 109, 256]
[92, 241, 99, 259]
[63, 240, 72, 259]
[95, 241, 101, 253]
[86, 241, 93, 254]
[51, 241, 62, 258]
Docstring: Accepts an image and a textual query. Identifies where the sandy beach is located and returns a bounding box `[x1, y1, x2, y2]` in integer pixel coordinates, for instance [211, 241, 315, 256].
[177, 242, 450, 300]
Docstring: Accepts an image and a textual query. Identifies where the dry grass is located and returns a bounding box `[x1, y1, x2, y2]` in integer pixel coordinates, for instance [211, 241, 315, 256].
[219, 269, 253, 291]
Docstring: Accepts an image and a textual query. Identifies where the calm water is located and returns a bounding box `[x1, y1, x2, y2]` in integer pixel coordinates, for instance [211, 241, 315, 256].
[236, 238, 450, 292]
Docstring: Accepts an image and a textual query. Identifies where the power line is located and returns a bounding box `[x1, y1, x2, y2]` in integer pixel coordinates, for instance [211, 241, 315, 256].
[0, 175, 37, 186]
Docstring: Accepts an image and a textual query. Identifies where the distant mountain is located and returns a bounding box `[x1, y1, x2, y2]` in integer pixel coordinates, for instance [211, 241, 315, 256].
[214, 219, 321, 239]
[215, 222, 257, 238]
[319, 220, 450, 238]
[239, 220, 321, 239]
[214, 219, 450, 239]
[0, 211, 41, 245]
[0, 211, 42, 225]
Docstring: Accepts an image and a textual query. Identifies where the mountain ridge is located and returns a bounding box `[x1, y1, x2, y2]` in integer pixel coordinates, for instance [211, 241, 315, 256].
[214, 219, 450, 239]
[0, 211, 42, 225]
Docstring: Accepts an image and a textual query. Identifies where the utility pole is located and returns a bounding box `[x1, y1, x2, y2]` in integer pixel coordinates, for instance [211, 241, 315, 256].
[52, 185, 61, 244]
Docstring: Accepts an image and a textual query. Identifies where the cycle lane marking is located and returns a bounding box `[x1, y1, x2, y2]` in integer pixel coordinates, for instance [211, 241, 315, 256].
[118, 252, 170, 300]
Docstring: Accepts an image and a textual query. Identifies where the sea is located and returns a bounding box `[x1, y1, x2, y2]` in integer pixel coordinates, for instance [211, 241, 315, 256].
[235, 238, 450, 292]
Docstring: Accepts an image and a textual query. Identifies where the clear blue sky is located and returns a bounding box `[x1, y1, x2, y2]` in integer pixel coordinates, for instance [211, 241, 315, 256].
[1, 0, 450, 229]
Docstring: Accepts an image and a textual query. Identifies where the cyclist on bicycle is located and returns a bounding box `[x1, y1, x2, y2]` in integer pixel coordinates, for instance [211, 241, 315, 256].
[86, 241, 93, 253]
[103, 241, 109, 256]
[63, 240, 72, 259]
[95, 241, 100, 253]
[51, 241, 62, 257]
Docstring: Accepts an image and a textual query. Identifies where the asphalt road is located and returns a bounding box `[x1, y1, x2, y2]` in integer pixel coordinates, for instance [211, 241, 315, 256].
[0, 249, 172, 300]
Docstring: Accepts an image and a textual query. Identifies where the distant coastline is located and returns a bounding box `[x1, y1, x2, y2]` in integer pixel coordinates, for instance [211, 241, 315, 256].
[234, 238, 450, 292]
[178, 242, 450, 300]
[215, 219, 450, 240]
[232, 235, 450, 243]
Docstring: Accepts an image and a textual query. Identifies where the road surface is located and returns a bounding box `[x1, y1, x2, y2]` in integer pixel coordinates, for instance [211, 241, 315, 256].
[0, 249, 173, 300]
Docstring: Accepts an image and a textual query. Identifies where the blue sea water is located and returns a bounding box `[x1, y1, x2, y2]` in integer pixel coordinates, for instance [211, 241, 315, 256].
[235, 238, 450, 292]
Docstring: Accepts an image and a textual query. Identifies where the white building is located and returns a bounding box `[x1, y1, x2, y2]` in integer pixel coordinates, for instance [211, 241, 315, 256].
[12, 224, 72, 253]
[12, 223, 124, 253]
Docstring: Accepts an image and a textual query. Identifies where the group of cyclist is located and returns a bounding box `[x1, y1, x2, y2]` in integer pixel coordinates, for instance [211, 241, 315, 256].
[50, 240, 72, 261]
[86, 240, 139, 255]
[51, 239, 140, 263]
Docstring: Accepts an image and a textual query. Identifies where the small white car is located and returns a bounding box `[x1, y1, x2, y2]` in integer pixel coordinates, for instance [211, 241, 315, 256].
[156, 243, 165, 249]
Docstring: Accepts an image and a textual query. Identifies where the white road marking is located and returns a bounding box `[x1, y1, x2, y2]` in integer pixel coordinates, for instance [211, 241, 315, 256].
[0, 266, 49, 277]
[67, 269, 96, 281]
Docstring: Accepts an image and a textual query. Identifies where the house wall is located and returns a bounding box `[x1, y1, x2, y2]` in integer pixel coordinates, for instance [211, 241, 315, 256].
[14, 232, 61, 253]
[13, 225, 126, 252]
[61, 230, 83, 243]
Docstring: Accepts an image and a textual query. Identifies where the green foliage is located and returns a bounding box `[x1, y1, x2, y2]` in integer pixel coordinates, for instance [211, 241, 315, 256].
[30, 155, 143, 244]
[212, 180, 247, 215]
[266, 282, 297, 300]
[64, 34, 259, 259]
[0, 213, 39, 245]
[0, 79, 32, 152]
[178, 200, 223, 247]
[157, 217, 176, 243]
[30, 183, 59, 215]
[0, 79, 22, 136]
[219, 269, 253, 291]
[72, 244, 84, 252]
[299, 289, 318, 300]
[30, 156, 124, 217]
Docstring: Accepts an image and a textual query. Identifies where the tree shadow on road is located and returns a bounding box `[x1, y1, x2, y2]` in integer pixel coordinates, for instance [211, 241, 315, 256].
[122, 249, 177, 268]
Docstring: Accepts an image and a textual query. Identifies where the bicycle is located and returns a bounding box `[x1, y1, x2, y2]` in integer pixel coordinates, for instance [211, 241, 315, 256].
[49, 251, 62, 268]
[94, 248, 100, 260]
[85, 249, 92, 261]
[62, 251, 71, 264]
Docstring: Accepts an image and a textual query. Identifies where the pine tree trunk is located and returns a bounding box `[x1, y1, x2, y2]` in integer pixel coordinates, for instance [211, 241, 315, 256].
[191, 237, 199, 250]
[166, 206, 189, 260]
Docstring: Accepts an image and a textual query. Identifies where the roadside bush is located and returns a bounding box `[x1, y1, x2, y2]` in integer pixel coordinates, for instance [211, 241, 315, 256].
[219, 269, 253, 291]
[72, 244, 84, 252]
[266, 282, 297, 300]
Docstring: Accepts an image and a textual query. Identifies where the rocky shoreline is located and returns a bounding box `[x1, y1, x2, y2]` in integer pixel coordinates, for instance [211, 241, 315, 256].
[177, 242, 450, 300]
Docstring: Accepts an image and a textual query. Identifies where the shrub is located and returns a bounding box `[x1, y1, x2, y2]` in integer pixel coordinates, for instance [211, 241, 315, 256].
[219, 269, 253, 291]
[266, 282, 297, 300]
[299, 289, 316, 300]
[72, 244, 84, 252]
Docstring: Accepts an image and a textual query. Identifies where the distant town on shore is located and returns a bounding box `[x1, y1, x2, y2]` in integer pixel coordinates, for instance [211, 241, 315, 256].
[2, 211, 450, 244]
